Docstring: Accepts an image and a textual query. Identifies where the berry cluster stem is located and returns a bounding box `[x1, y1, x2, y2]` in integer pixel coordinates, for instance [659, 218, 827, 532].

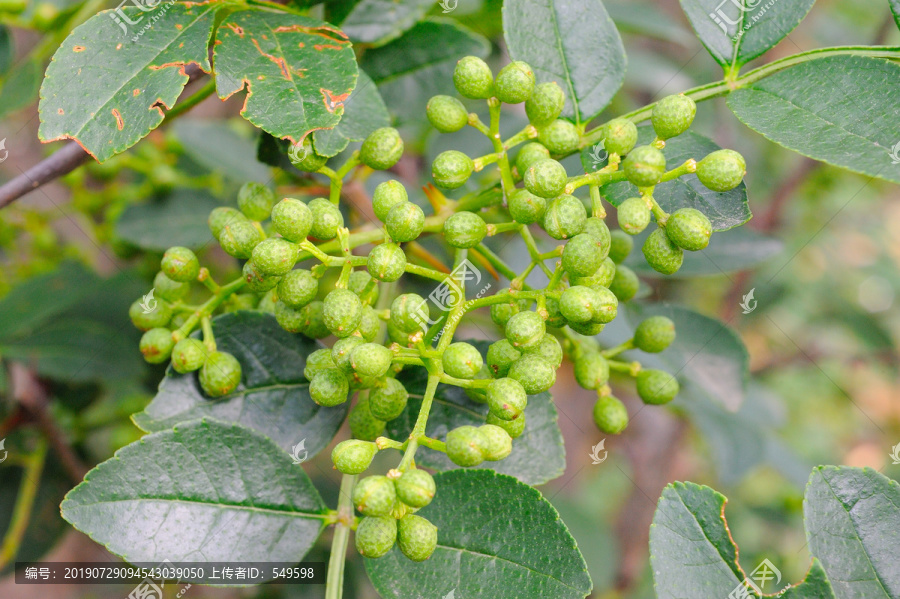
[325, 473, 357, 599]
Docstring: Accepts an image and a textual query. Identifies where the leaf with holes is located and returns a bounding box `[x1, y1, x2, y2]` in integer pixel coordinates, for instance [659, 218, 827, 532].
[214, 10, 358, 145]
[312, 69, 390, 157]
[38, 3, 221, 162]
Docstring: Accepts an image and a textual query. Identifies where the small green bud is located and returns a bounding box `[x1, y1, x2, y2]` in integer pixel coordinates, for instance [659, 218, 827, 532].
[642, 228, 683, 275]
[368, 377, 409, 421]
[139, 327, 174, 364]
[505, 310, 546, 350]
[443, 211, 487, 248]
[208, 206, 245, 239]
[237, 182, 276, 221]
[432, 150, 474, 189]
[525, 81, 565, 126]
[350, 343, 393, 378]
[304, 348, 336, 381]
[609, 264, 639, 302]
[634, 316, 676, 353]
[524, 159, 567, 199]
[623, 145, 666, 187]
[478, 424, 513, 461]
[593, 395, 628, 434]
[355, 516, 397, 559]
[290, 137, 328, 172]
[446, 425, 487, 467]
[525, 333, 563, 368]
[331, 439, 377, 475]
[218, 220, 262, 259]
[486, 411, 526, 439]
[129, 298, 172, 331]
[486, 339, 521, 378]
[298, 300, 330, 339]
[487, 377, 527, 421]
[397, 514, 438, 562]
[271, 198, 313, 242]
[494, 61, 535, 104]
[360, 127, 404, 170]
[310, 368, 350, 406]
[161, 246, 199, 282]
[372, 180, 408, 222]
[541, 194, 587, 240]
[608, 229, 633, 264]
[368, 243, 407, 282]
[574, 352, 609, 390]
[278, 269, 318, 308]
[153, 271, 189, 302]
[454, 56, 494, 99]
[617, 197, 651, 235]
[636, 369, 679, 404]
[308, 198, 344, 241]
[603, 118, 638, 156]
[199, 351, 242, 397]
[651, 94, 696, 140]
[426, 95, 469, 133]
[385, 202, 425, 243]
[508, 354, 556, 394]
[537, 119, 579, 155]
[508, 188, 547, 225]
[697, 149, 745, 192]
[515, 142, 551, 175]
[395, 469, 435, 508]
[349, 397, 386, 441]
[332, 337, 366, 373]
[324, 289, 363, 338]
[391, 293, 428, 334]
[562, 233, 605, 277]
[171, 338, 206, 373]
[442, 342, 483, 379]
[666, 207, 712, 251]
[353, 475, 397, 517]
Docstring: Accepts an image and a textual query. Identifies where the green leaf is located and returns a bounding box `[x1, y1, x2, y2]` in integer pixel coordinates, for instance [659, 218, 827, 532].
[114, 190, 221, 252]
[585, 126, 752, 231]
[214, 10, 358, 145]
[606, 1, 694, 46]
[0, 58, 42, 119]
[334, 0, 435, 45]
[892, 0, 900, 30]
[172, 119, 271, 183]
[133, 312, 347, 459]
[385, 341, 565, 485]
[728, 55, 900, 185]
[366, 469, 592, 599]
[38, 3, 221, 162]
[61, 419, 328, 565]
[0, 26, 12, 75]
[312, 69, 390, 157]
[502, 0, 626, 123]
[678, 0, 815, 69]
[804, 466, 900, 599]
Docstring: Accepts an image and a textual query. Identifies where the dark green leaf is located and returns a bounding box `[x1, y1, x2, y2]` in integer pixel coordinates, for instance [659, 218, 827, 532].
[133, 312, 347, 459]
[585, 126, 752, 231]
[804, 466, 900, 599]
[114, 190, 221, 252]
[335, 0, 435, 45]
[366, 469, 592, 599]
[678, 0, 815, 69]
[728, 55, 900, 184]
[0, 58, 41, 120]
[503, 0, 626, 123]
[606, 1, 694, 46]
[61, 419, 328, 565]
[892, 0, 900, 30]
[312, 69, 390, 157]
[38, 3, 221, 161]
[172, 119, 271, 183]
[214, 10, 358, 145]
[0, 26, 12, 74]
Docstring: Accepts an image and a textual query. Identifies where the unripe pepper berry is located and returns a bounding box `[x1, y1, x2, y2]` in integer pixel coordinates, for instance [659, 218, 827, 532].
[348, 270, 379, 305]
[208, 206, 245, 239]
[505, 310, 546, 349]
[353, 475, 397, 517]
[391, 293, 428, 334]
[251, 238, 298, 276]
[603, 118, 638, 156]
[617, 197, 652, 235]
[697, 149, 745, 192]
[332, 337, 366, 373]
[355, 516, 397, 559]
[432, 150, 474, 189]
[608, 229, 633, 264]
[574, 352, 609, 390]
[310, 368, 350, 406]
[562, 233, 605, 277]
[271, 198, 313, 242]
[139, 328, 174, 364]
[304, 348, 336, 381]
[385, 202, 425, 243]
[666, 207, 712, 251]
[308, 197, 344, 241]
[524, 158, 567, 199]
[544, 296, 567, 328]
[350, 343, 393, 378]
[609, 264, 639, 302]
[592, 286, 618, 324]
[360, 127, 404, 170]
[426, 94, 469, 133]
[395, 469, 436, 508]
[593, 395, 628, 434]
[153, 271, 189, 302]
[397, 514, 438, 562]
[367, 242, 407, 282]
[218, 220, 262, 259]
[274, 300, 305, 333]
[494, 60, 535, 104]
[331, 439, 377, 475]
[634, 316, 676, 353]
[199, 351, 242, 397]
[568, 320, 605, 336]
[642, 228, 683, 275]
[508, 354, 556, 394]
[278, 269, 318, 308]
[442, 342, 484, 379]
[298, 300, 330, 339]
[368, 377, 409, 421]
[486, 411, 526, 439]
[537, 119, 579, 156]
[446, 425, 487, 467]
[443, 211, 487, 248]
[349, 397, 386, 441]
[478, 424, 513, 461]
[454, 55, 494, 99]
[171, 338, 206, 373]
[560, 285, 601, 324]
[129, 299, 172, 331]
[583, 217, 612, 257]
[486, 339, 521, 378]
[161, 246, 199, 282]
[489, 291, 528, 327]
[508, 188, 547, 225]
[636, 369, 680, 404]
[372, 180, 408, 222]
[243, 260, 281, 293]
[541, 194, 587, 240]
[623, 145, 666, 187]
[237, 182, 276, 221]
[515, 142, 551, 175]
[651, 94, 696, 140]
[323, 288, 363, 338]
[357, 305, 381, 343]
[487, 377, 528, 421]
[291, 137, 328, 172]
[525, 81, 565, 126]
[525, 333, 563, 368]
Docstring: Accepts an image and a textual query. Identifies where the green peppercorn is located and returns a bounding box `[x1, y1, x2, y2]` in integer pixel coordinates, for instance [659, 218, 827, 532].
[208, 206, 246, 239]
[666, 207, 712, 251]
[651, 94, 696, 140]
[161, 246, 199, 282]
[489, 291, 529, 327]
[348, 270, 378, 305]
[515, 142, 551, 175]
[355, 516, 397, 558]
[443, 211, 487, 248]
[508, 188, 547, 225]
[544, 296, 567, 328]
[623, 145, 666, 187]
[508, 354, 556, 394]
[129, 298, 172, 331]
[243, 260, 281, 293]
[258, 289, 278, 314]
[609, 264, 639, 302]
[298, 300, 330, 339]
[593, 395, 628, 434]
[432, 150, 474, 189]
[486, 411, 526, 439]
[304, 348, 336, 381]
[278, 269, 318, 308]
[397, 514, 438, 562]
[442, 342, 483, 379]
[537, 119, 579, 155]
[251, 238, 298, 276]
[308, 197, 344, 241]
[608, 229, 633, 264]
[559, 285, 600, 324]
[454, 56, 494, 99]
[237, 182, 276, 221]
[350, 343, 393, 378]
[386, 201, 425, 243]
[562, 233, 605, 277]
[357, 305, 381, 342]
[525, 333, 563, 368]
[332, 336, 366, 373]
[368, 377, 409, 421]
[574, 352, 609, 390]
[487, 377, 527, 421]
[505, 310, 546, 350]
[139, 328, 174, 364]
[494, 61, 535, 104]
[360, 127, 404, 170]
[642, 228, 683, 275]
[603, 118, 638, 156]
[324, 288, 363, 338]
[332, 439, 377, 475]
[372, 180, 409, 222]
[592, 286, 618, 324]
[310, 368, 350, 406]
[349, 397, 386, 441]
[525, 81, 565, 126]
[524, 159, 567, 199]
[290, 137, 328, 172]
[271, 198, 313, 242]
[568, 320, 605, 336]
[478, 424, 513, 461]
[368, 242, 407, 282]
[542, 194, 587, 240]
[636, 369, 680, 404]
[427, 94, 469, 133]
[273, 300, 303, 333]
[486, 339, 521, 378]
[583, 217, 612, 257]
[353, 475, 397, 517]
[395, 469, 435, 508]
[617, 197, 651, 235]
[217, 220, 262, 259]
[199, 351, 242, 397]
[634, 316, 676, 353]
[391, 293, 428, 334]
[697, 149, 745, 192]
[446, 425, 487, 467]
[171, 338, 206, 373]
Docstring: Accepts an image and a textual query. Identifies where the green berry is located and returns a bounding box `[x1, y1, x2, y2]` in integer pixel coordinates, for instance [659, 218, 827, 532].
[331, 439, 377, 475]
[454, 56, 494, 99]
[391, 293, 428, 334]
[349, 397, 386, 441]
[208, 206, 245, 239]
[243, 260, 280, 293]
[562, 233, 605, 277]
[304, 348, 336, 380]
[623, 145, 666, 187]
[368, 377, 409, 421]
[537, 119, 579, 155]
[199, 351, 242, 397]
[574, 352, 609, 390]
[251, 238, 298, 276]
[139, 327, 174, 364]
[310, 368, 349, 406]
[237, 182, 276, 221]
[544, 296, 566, 328]
[508, 188, 547, 225]
[609, 264, 639, 302]
[353, 475, 397, 517]
[258, 290, 278, 314]
[298, 300, 330, 339]
[489, 292, 528, 327]
[603, 118, 638, 156]
[427, 95, 469, 133]
[696, 149, 745, 192]
[525, 81, 565, 126]
[505, 310, 545, 349]
[524, 159, 567, 199]
[583, 217, 612, 257]
[443, 211, 487, 248]
[355, 516, 397, 559]
[568, 320, 605, 336]
[651, 94, 696, 140]
[617, 197, 651, 235]
[486, 411, 526, 439]
[360, 127, 404, 170]
[218, 220, 262, 258]
[397, 514, 438, 562]
[508, 354, 556, 394]
[171, 338, 206, 373]
[478, 424, 513, 461]
[357, 306, 380, 342]
[608, 229, 633, 264]
[332, 337, 365, 373]
[446, 425, 486, 467]
[486, 339, 521, 378]
[432, 150, 474, 189]
[153, 272, 189, 304]
[487, 377, 527, 420]
[526, 333, 563, 368]
[308, 197, 344, 241]
[395, 469, 435, 508]
[636, 369, 679, 404]
[542, 194, 587, 240]
[348, 270, 379, 305]
[634, 316, 675, 353]
[593, 395, 628, 434]
[515, 142, 550, 175]
[442, 342, 483, 379]
[290, 137, 328, 172]
[372, 180, 408, 222]
[324, 289, 363, 338]
[129, 298, 172, 331]
[368, 243, 407, 282]
[161, 246, 199, 282]
[278, 269, 318, 308]
[271, 198, 313, 242]
[666, 207, 712, 251]
[386, 202, 425, 242]
[275, 300, 305, 333]
[571, 256, 616, 290]
[592, 286, 618, 324]
[351, 343, 393, 378]
[494, 61, 535, 104]
[560, 285, 601, 324]
[642, 228, 683, 275]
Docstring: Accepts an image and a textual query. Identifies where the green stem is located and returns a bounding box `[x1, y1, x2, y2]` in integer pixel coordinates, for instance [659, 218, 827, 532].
[397, 374, 441, 471]
[172, 277, 246, 342]
[473, 243, 520, 282]
[324, 473, 356, 599]
[601, 339, 634, 358]
[503, 125, 539, 150]
[404, 263, 451, 283]
[488, 99, 517, 196]
[0, 439, 48, 570]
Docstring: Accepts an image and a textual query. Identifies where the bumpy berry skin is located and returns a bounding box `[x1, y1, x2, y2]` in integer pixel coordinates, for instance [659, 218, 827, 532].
[697, 149, 745, 192]
[391, 293, 428, 334]
[243, 260, 280, 293]
[275, 301, 306, 333]
[508, 189, 547, 225]
[395, 469, 435, 508]
[581, 257, 617, 289]
[355, 516, 397, 559]
[427, 95, 469, 133]
[324, 289, 363, 338]
[432, 150, 474, 189]
[568, 320, 605, 336]
[298, 301, 331, 339]
[666, 208, 712, 251]
[372, 180, 408, 222]
[608, 229, 633, 264]
[348, 270, 379, 305]
[199, 351, 242, 397]
[251, 238, 298, 276]
[562, 233, 605, 277]
[527, 333, 563, 368]
[397, 514, 438, 562]
[237, 182, 276, 221]
[360, 127, 404, 170]
[332, 337, 364, 373]
[368, 242, 407, 282]
[310, 368, 350, 406]
[583, 217, 612, 256]
[642, 228, 684, 275]
[308, 198, 344, 241]
[542, 194, 587, 240]
[349, 397, 386, 441]
[386, 202, 425, 242]
[278, 269, 318, 308]
[446, 425, 486, 467]
[636, 369, 680, 404]
[592, 287, 618, 323]
[560, 285, 601, 324]
[524, 159, 567, 199]
[509, 354, 556, 394]
[544, 296, 567, 328]
[489, 293, 527, 327]
[525, 81, 565, 126]
[574, 352, 609, 390]
[486, 339, 521, 378]
[291, 137, 328, 172]
[351, 343, 393, 378]
[593, 395, 628, 434]
[208, 207, 245, 239]
[218, 220, 262, 259]
[454, 56, 494, 99]
[171, 338, 206, 373]
[271, 198, 313, 242]
[478, 424, 513, 461]
[140, 328, 174, 364]
[624, 146, 666, 187]
[442, 342, 483, 379]
[304, 348, 336, 380]
[651, 94, 696, 140]
[603, 118, 638, 156]
[538, 119, 579, 156]
[515, 142, 551, 175]
[487, 412, 526, 439]
[369, 377, 409, 421]
[505, 311, 546, 350]
[443, 211, 487, 248]
[153, 271, 189, 302]
[609, 264, 639, 302]
[357, 306, 380, 342]
[634, 316, 676, 353]
[161, 246, 199, 282]
[617, 197, 651, 235]
[353, 475, 397, 517]
[130, 299, 172, 331]
[494, 60, 535, 104]
[487, 377, 527, 420]
[332, 439, 377, 475]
